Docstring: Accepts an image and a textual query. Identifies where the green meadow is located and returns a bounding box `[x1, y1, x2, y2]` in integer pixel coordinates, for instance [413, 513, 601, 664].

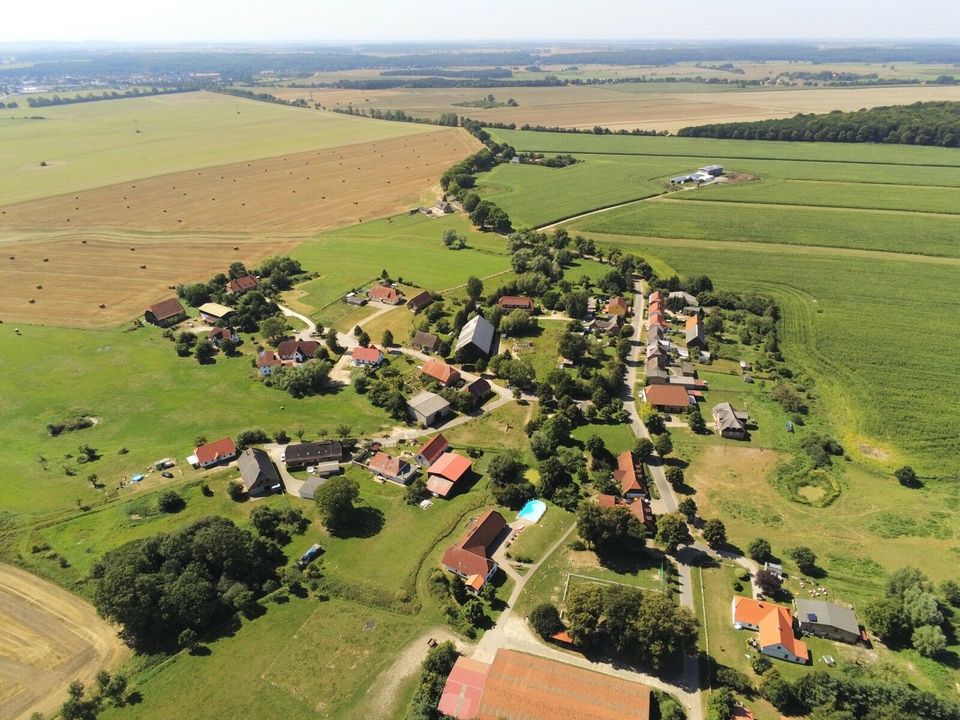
[0, 90, 437, 203]
[0, 319, 391, 521]
[288, 213, 513, 323]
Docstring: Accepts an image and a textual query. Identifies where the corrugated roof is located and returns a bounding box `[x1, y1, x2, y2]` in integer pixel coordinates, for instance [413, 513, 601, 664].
[456, 315, 495, 356]
[146, 297, 185, 321]
[429, 452, 472, 483]
[643, 385, 692, 407]
[422, 359, 460, 385]
[408, 391, 451, 417]
[795, 599, 859, 636]
[476, 649, 651, 720]
[198, 302, 233, 318]
[439, 656, 491, 720]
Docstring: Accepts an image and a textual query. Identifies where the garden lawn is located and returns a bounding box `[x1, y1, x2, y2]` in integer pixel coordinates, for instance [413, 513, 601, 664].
[506, 502, 574, 563]
[98, 595, 425, 720]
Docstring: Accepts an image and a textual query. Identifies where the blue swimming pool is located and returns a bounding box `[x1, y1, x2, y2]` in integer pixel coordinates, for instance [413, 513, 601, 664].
[518, 499, 546, 523]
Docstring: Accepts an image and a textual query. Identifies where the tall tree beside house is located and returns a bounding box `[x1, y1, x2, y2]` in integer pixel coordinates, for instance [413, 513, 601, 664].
[259, 316, 291, 345]
[529, 603, 564, 639]
[314, 476, 360, 536]
[748, 538, 773, 563]
[228, 262, 248, 280]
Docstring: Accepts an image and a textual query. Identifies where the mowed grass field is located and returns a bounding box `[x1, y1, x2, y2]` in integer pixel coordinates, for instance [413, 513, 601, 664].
[286, 213, 514, 322]
[272, 82, 960, 132]
[0, 91, 449, 204]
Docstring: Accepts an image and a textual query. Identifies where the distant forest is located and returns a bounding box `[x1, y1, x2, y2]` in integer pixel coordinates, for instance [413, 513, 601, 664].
[678, 102, 960, 147]
[3, 42, 960, 85]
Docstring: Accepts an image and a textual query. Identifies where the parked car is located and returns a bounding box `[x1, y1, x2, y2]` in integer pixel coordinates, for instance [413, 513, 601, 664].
[161, 471, 174, 478]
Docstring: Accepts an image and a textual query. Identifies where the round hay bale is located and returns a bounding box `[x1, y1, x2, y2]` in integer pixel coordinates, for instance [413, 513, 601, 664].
[82, 240, 86, 244]
[140, 265, 147, 269]
[43, 258, 49, 262]
[99, 303, 106, 309]
[29, 298, 35, 303]
[36, 284, 43, 289]
[233, 246, 239, 251]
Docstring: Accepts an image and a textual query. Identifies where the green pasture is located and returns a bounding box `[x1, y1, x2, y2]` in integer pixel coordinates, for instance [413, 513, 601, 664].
[0, 322, 391, 520]
[287, 213, 512, 322]
[475, 155, 675, 227]
[505, 502, 574, 563]
[0, 90, 436, 204]
[572, 198, 960, 258]
[688, 177, 960, 215]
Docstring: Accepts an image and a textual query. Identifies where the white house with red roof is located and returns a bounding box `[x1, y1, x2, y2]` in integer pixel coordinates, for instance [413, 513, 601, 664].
[352, 345, 384, 367]
[188, 437, 237, 469]
[426, 452, 472, 498]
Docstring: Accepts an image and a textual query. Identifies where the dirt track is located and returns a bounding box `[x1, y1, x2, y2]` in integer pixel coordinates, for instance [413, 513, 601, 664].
[0, 564, 128, 720]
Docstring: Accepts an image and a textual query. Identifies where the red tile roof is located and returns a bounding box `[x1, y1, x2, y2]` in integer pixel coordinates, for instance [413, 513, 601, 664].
[429, 452, 472, 483]
[352, 345, 383, 363]
[227, 275, 258, 293]
[368, 452, 402, 477]
[442, 510, 506, 580]
[648, 301, 663, 314]
[643, 384, 692, 408]
[597, 494, 618, 507]
[612, 450, 644, 495]
[422, 359, 460, 385]
[648, 291, 662, 304]
[277, 339, 320, 359]
[497, 295, 534, 311]
[368, 285, 399, 303]
[605, 296, 629, 315]
[685, 315, 701, 330]
[145, 297, 185, 321]
[417, 434, 450, 464]
[195, 437, 236, 465]
[209, 326, 235, 341]
[734, 597, 809, 661]
[257, 350, 281, 368]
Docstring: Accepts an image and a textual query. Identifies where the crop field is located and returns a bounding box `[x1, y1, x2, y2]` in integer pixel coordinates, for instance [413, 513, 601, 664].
[0, 91, 449, 205]
[0, 231, 301, 327]
[579, 199, 960, 258]
[0, 564, 128, 720]
[0, 129, 478, 233]
[287, 83, 960, 132]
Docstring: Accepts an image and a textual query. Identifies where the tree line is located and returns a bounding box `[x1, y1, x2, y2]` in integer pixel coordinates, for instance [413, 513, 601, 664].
[23, 86, 188, 108]
[678, 101, 960, 147]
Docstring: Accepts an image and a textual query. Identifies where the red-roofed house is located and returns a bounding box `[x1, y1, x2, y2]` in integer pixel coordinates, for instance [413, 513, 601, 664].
[441, 510, 507, 591]
[598, 494, 655, 534]
[648, 311, 670, 329]
[426, 452, 472, 498]
[368, 452, 415, 484]
[191, 437, 237, 468]
[416, 434, 450, 467]
[368, 285, 401, 304]
[648, 291, 662, 305]
[642, 385, 694, 412]
[648, 300, 663, 315]
[277, 339, 320, 363]
[352, 345, 384, 367]
[733, 596, 809, 665]
[605, 296, 629, 317]
[257, 350, 282, 375]
[497, 296, 534, 312]
[226, 275, 258, 295]
[422, 359, 461, 386]
[208, 325, 238, 347]
[612, 451, 646, 499]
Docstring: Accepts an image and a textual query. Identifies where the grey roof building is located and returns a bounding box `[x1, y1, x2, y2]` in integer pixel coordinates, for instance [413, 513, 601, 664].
[712, 402, 749, 439]
[455, 315, 495, 357]
[237, 447, 283, 496]
[407, 391, 452, 428]
[795, 599, 861, 644]
[283, 440, 342, 469]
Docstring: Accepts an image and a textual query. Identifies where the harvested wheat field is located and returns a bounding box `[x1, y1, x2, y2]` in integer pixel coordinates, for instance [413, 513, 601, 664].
[0, 128, 480, 233]
[0, 564, 128, 720]
[0, 231, 301, 327]
[293, 83, 960, 132]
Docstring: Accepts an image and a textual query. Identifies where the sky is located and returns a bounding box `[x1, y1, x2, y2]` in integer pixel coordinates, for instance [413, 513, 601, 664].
[2, 0, 958, 44]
